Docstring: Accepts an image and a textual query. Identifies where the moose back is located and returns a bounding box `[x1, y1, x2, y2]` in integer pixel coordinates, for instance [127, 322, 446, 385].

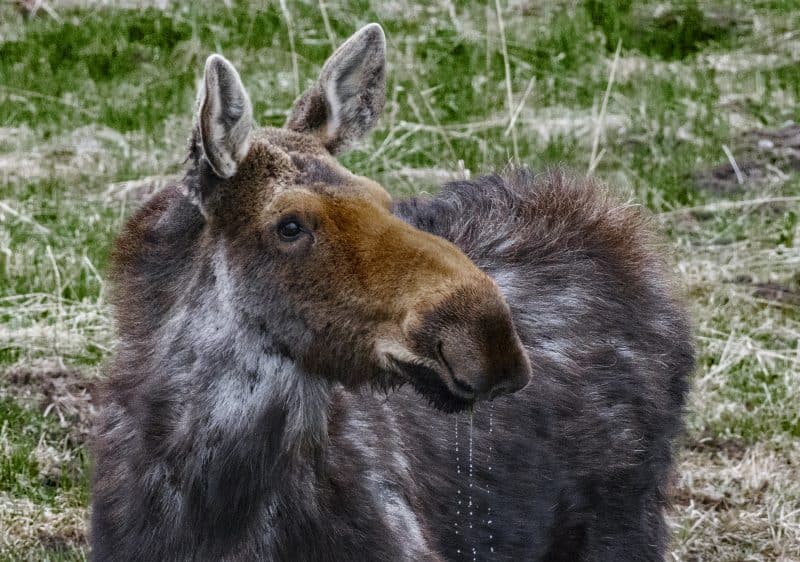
[91, 24, 694, 562]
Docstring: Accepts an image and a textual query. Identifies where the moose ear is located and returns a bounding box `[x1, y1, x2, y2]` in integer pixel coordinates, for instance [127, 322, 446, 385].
[286, 23, 386, 154]
[196, 54, 253, 179]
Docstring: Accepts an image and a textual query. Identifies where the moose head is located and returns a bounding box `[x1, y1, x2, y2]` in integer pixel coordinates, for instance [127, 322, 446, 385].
[187, 24, 530, 411]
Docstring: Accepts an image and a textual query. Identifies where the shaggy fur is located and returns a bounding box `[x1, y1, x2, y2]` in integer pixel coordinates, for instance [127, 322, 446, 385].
[392, 168, 694, 560]
[91, 24, 693, 562]
[92, 167, 692, 561]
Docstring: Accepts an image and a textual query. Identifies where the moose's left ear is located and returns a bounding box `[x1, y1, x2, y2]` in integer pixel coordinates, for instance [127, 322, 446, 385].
[286, 23, 386, 154]
[196, 54, 253, 179]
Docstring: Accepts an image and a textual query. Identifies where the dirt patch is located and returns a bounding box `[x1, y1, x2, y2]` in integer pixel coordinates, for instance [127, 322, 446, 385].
[730, 274, 800, 307]
[694, 124, 800, 195]
[752, 282, 800, 306]
[38, 528, 87, 552]
[687, 433, 749, 461]
[693, 159, 769, 195]
[672, 485, 741, 512]
[0, 493, 88, 556]
[2, 364, 97, 443]
[668, 441, 800, 561]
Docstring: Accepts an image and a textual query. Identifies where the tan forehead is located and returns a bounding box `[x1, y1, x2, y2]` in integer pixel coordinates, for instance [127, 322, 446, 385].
[253, 127, 391, 207]
[269, 185, 388, 221]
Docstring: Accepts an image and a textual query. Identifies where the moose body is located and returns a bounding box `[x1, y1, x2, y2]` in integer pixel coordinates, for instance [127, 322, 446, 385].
[91, 24, 693, 561]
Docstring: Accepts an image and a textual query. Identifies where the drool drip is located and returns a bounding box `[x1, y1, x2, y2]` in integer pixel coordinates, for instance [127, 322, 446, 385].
[469, 408, 476, 561]
[455, 415, 462, 556]
[487, 403, 494, 555]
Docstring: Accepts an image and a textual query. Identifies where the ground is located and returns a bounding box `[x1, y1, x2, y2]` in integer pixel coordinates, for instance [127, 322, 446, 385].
[0, 1, 798, 560]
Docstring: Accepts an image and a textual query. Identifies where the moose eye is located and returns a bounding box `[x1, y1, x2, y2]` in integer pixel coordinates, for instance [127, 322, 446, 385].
[277, 219, 303, 241]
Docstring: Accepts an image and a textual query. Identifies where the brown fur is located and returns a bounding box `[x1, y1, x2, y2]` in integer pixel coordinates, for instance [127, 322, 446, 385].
[92, 24, 692, 562]
[189, 126, 528, 395]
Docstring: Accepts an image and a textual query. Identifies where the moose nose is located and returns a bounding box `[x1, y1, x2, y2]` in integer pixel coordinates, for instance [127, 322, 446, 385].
[436, 330, 531, 400]
[422, 284, 531, 401]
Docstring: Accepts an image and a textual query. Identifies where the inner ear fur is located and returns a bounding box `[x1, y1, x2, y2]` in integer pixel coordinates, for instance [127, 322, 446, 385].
[196, 54, 253, 179]
[285, 23, 386, 154]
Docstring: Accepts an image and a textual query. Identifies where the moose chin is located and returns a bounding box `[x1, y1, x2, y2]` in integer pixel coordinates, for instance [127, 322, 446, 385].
[91, 23, 693, 562]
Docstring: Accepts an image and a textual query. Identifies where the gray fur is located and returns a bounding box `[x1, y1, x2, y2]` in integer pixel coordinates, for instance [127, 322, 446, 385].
[391, 169, 694, 560]
[91, 27, 693, 562]
[92, 169, 693, 561]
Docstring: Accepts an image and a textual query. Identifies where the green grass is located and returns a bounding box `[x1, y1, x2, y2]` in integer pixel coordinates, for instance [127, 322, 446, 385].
[0, 399, 88, 505]
[585, 0, 748, 60]
[0, 399, 88, 561]
[1, 0, 799, 559]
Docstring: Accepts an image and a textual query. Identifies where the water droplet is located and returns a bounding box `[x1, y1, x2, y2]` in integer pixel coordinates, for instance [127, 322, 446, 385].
[454, 415, 462, 545]
[486, 404, 495, 557]
[469, 409, 475, 561]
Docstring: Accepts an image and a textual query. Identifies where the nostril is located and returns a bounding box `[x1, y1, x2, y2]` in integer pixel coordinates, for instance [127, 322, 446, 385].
[436, 340, 457, 377]
[435, 340, 450, 368]
[437, 341, 477, 398]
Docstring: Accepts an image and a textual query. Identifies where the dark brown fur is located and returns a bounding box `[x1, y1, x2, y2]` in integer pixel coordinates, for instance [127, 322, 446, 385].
[392, 169, 693, 560]
[91, 25, 693, 562]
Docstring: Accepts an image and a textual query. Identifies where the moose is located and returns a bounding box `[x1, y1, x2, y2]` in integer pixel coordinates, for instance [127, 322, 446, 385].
[91, 24, 694, 561]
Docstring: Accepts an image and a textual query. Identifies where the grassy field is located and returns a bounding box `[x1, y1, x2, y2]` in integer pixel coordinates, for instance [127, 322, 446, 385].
[1, 0, 798, 560]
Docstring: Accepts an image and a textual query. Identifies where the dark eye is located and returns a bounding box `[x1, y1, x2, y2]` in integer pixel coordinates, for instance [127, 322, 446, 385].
[277, 219, 303, 241]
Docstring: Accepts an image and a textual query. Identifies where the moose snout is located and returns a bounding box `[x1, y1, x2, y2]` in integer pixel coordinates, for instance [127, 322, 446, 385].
[435, 323, 531, 401]
[414, 283, 532, 401]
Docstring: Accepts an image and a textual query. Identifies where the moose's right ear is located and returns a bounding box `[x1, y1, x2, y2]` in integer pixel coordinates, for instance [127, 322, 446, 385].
[285, 23, 386, 154]
[195, 54, 253, 179]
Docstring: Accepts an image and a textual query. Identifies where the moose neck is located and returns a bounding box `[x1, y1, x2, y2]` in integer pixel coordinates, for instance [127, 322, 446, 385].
[152, 240, 332, 542]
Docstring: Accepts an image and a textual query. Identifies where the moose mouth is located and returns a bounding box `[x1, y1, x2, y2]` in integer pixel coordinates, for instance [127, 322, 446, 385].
[385, 356, 475, 413]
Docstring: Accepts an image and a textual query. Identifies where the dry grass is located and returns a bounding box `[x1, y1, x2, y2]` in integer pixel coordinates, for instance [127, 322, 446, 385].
[0, 493, 87, 556]
[670, 440, 800, 561]
[663, 204, 800, 560]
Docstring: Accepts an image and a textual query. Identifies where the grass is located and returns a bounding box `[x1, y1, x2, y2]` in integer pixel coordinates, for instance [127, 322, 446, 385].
[0, 397, 89, 561]
[1, 0, 799, 559]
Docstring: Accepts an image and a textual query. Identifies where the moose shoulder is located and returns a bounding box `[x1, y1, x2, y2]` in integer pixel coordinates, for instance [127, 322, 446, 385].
[91, 24, 693, 562]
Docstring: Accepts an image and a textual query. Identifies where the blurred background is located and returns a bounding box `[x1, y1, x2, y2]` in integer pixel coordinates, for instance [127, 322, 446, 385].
[0, 1, 798, 560]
